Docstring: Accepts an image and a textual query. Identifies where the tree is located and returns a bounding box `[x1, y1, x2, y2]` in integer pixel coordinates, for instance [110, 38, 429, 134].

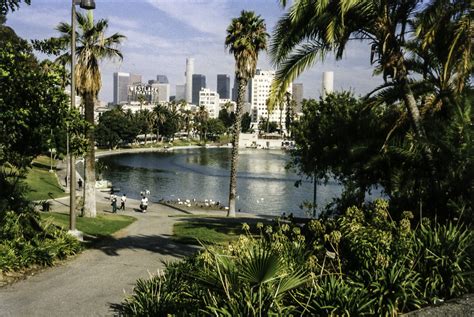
[0, 24, 71, 169]
[153, 104, 168, 141]
[195, 105, 209, 141]
[1, 0, 30, 15]
[207, 118, 226, 141]
[270, 0, 433, 162]
[44, 11, 125, 217]
[225, 10, 268, 216]
[241, 112, 252, 133]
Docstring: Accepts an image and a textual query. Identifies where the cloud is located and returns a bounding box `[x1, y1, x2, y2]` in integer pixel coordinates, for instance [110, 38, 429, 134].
[146, 0, 230, 37]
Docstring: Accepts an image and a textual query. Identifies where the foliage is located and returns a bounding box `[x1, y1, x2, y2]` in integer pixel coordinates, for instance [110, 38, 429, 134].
[258, 117, 278, 134]
[95, 108, 140, 148]
[0, 0, 30, 15]
[0, 26, 71, 169]
[119, 200, 472, 315]
[25, 156, 65, 201]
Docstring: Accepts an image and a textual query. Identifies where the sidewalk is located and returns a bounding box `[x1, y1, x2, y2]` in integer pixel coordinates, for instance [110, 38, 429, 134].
[0, 190, 263, 316]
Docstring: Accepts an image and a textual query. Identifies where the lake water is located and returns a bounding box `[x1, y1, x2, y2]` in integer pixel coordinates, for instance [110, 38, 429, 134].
[98, 148, 343, 217]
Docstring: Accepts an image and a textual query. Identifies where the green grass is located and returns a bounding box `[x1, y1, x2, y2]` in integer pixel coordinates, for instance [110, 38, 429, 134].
[41, 212, 136, 237]
[25, 155, 65, 201]
[173, 216, 258, 245]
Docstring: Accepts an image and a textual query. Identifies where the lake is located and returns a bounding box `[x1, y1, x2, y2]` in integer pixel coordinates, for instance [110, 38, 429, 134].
[98, 148, 343, 217]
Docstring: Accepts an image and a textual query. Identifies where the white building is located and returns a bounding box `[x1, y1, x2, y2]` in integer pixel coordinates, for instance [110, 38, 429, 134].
[199, 88, 220, 119]
[249, 69, 292, 131]
[185, 58, 194, 104]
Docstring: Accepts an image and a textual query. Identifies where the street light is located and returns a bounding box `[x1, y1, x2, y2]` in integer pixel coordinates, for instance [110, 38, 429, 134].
[69, 0, 95, 239]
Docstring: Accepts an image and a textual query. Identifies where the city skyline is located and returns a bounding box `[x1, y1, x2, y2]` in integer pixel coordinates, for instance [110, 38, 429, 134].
[6, 0, 383, 103]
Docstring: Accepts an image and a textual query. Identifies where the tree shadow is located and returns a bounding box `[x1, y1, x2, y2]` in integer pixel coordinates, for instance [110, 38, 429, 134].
[90, 233, 199, 258]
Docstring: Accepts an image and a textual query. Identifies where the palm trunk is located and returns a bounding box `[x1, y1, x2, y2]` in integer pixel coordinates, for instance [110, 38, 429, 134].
[228, 77, 247, 217]
[400, 78, 433, 162]
[83, 92, 96, 218]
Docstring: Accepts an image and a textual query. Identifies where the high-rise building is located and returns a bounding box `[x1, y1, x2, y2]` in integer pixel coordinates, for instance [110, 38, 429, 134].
[199, 88, 220, 119]
[156, 75, 169, 84]
[192, 74, 206, 105]
[249, 69, 292, 130]
[175, 84, 186, 101]
[129, 74, 142, 85]
[292, 83, 303, 113]
[322, 71, 334, 98]
[150, 82, 170, 103]
[113, 72, 130, 104]
[185, 58, 194, 103]
[217, 74, 230, 99]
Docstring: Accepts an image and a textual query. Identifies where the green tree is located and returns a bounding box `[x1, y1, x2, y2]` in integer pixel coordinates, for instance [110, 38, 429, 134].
[44, 11, 125, 217]
[270, 0, 433, 161]
[153, 104, 168, 141]
[0, 25, 71, 168]
[241, 112, 252, 133]
[207, 118, 226, 141]
[225, 10, 268, 216]
[1, 0, 30, 15]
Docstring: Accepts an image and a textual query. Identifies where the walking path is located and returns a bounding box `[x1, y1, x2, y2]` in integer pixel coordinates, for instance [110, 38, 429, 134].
[0, 193, 201, 316]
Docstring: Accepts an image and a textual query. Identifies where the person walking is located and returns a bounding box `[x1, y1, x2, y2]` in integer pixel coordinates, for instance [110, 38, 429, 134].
[111, 194, 117, 213]
[140, 195, 148, 213]
[120, 194, 127, 210]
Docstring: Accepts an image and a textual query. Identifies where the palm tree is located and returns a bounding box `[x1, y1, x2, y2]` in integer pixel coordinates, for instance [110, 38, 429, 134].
[270, 0, 433, 161]
[54, 11, 125, 217]
[225, 11, 268, 217]
[153, 104, 168, 142]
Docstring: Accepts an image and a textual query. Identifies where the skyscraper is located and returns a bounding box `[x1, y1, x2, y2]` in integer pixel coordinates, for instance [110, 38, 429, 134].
[185, 58, 194, 103]
[175, 84, 186, 101]
[292, 83, 303, 113]
[192, 74, 206, 105]
[322, 71, 334, 98]
[113, 72, 130, 104]
[156, 75, 169, 84]
[129, 74, 142, 85]
[217, 74, 230, 99]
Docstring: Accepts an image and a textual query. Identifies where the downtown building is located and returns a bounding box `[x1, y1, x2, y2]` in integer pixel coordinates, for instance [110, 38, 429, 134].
[249, 69, 292, 131]
[217, 74, 230, 99]
[199, 88, 220, 119]
[192, 74, 206, 105]
[113, 72, 142, 104]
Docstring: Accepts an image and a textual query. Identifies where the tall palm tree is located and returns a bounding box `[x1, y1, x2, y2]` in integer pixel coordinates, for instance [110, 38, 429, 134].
[270, 0, 433, 161]
[54, 11, 125, 217]
[225, 11, 268, 217]
[153, 104, 167, 142]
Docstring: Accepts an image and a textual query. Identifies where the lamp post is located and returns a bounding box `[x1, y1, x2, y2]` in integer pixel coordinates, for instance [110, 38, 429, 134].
[69, 0, 95, 238]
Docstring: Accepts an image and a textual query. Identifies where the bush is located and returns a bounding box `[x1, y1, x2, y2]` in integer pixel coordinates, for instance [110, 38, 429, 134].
[119, 200, 473, 315]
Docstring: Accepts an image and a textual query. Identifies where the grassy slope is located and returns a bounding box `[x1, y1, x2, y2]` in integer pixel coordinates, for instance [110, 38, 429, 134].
[25, 156, 65, 201]
[41, 212, 136, 237]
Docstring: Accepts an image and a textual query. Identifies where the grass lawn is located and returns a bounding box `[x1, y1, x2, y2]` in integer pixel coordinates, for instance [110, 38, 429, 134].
[41, 212, 136, 238]
[173, 216, 263, 245]
[25, 155, 65, 201]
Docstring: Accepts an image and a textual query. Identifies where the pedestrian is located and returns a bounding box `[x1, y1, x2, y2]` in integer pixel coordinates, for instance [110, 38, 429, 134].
[140, 195, 148, 213]
[78, 179, 83, 189]
[120, 194, 127, 210]
[111, 194, 117, 213]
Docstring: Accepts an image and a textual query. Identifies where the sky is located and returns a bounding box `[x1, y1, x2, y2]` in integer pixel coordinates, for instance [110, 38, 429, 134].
[6, 0, 383, 103]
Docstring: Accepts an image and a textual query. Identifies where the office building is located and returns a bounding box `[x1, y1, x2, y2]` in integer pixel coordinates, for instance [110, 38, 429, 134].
[199, 88, 220, 119]
[129, 73, 142, 85]
[113, 72, 130, 104]
[192, 74, 206, 105]
[217, 74, 230, 99]
[185, 58, 194, 103]
[175, 84, 186, 101]
[292, 83, 303, 113]
[156, 74, 169, 84]
[322, 71, 334, 98]
[249, 69, 292, 130]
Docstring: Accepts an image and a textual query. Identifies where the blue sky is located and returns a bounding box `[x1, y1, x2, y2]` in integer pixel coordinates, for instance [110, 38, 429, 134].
[6, 0, 382, 103]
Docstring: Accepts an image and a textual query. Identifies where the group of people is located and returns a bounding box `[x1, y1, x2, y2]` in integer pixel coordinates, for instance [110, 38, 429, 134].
[109, 189, 149, 213]
[110, 192, 127, 213]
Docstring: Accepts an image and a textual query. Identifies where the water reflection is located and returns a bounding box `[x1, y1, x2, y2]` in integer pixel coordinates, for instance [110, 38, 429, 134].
[99, 148, 342, 217]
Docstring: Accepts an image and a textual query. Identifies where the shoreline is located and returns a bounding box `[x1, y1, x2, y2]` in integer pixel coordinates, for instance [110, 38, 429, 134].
[95, 144, 204, 158]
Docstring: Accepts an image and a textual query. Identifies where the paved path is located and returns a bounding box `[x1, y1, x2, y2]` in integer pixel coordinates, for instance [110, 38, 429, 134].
[0, 195, 199, 316]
